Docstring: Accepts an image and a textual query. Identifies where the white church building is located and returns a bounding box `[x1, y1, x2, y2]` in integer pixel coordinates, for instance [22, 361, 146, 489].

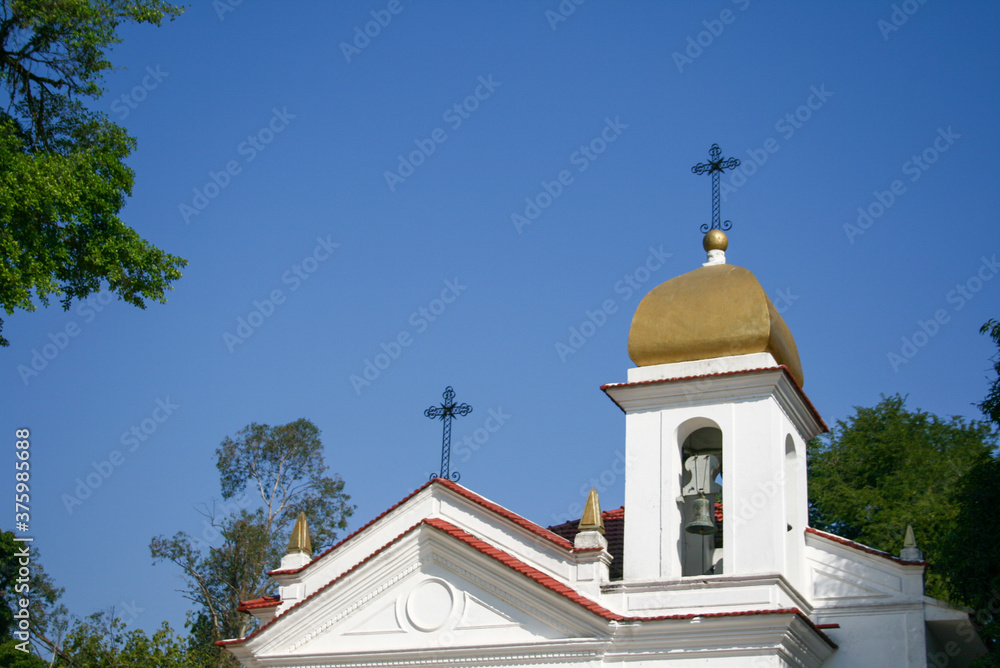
[220, 231, 985, 667]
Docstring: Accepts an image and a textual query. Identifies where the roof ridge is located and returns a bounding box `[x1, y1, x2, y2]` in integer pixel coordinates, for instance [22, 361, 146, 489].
[269, 478, 576, 577]
[805, 527, 926, 566]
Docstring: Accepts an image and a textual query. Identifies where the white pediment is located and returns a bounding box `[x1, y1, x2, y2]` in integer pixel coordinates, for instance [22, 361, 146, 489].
[811, 567, 891, 601]
[320, 571, 532, 654]
[805, 533, 919, 606]
[242, 523, 610, 662]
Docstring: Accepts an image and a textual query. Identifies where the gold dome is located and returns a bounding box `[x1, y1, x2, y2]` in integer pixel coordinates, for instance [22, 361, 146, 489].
[628, 263, 804, 387]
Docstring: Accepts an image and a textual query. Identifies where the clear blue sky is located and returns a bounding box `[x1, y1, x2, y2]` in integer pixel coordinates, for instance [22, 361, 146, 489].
[4, 1, 999, 637]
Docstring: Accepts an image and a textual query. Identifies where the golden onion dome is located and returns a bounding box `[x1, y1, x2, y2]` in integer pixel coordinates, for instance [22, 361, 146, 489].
[627, 235, 804, 387]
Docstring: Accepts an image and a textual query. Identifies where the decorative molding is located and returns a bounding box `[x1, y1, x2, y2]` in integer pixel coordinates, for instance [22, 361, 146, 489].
[603, 367, 825, 440]
[252, 647, 603, 668]
[286, 562, 421, 654]
[428, 552, 578, 636]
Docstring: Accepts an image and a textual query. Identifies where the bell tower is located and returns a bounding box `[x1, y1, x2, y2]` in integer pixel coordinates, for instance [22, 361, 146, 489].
[602, 231, 826, 597]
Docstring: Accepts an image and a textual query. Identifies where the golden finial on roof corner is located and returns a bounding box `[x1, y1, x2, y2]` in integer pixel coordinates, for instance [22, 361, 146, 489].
[578, 488, 605, 535]
[286, 512, 313, 557]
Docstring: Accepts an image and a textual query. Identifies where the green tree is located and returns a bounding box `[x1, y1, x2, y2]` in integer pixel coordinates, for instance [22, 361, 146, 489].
[3, 529, 203, 666]
[808, 394, 997, 600]
[151, 418, 354, 666]
[939, 455, 1000, 664]
[979, 319, 1000, 426]
[0, 528, 71, 662]
[52, 610, 198, 667]
[0, 0, 186, 346]
[0, 639, 46, 667]
[934, 321, 1000, 665]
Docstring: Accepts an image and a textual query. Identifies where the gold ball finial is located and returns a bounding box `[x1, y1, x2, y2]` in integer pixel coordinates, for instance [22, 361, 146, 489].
[703, 229, 728, 252]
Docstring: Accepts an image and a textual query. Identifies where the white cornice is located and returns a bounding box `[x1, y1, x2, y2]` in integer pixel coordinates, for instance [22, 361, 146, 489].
[603, 367, 826, 439]
[603, 572, 813, 615]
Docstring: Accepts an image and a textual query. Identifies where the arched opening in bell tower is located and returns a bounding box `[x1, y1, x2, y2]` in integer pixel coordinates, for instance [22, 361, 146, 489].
[679, 423, 723, 576]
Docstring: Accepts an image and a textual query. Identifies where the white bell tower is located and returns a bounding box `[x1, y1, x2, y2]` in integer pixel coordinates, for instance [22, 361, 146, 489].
[603, 231, 826, 600]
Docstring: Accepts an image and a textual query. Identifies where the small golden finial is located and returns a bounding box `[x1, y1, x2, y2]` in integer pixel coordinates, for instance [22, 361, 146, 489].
[703, 229, 728, 252]
[578, 488, 605, 535]
[286, 512, 313, 556]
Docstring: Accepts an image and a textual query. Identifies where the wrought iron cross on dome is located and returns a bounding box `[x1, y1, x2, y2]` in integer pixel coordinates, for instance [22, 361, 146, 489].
[425, 386, 472, 482]
[691, 143, 741, 233]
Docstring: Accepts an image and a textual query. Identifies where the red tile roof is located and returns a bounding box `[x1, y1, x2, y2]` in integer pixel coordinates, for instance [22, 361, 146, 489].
[268, 477, 577, 577]
[237, 596, 281, 613]
[548, 507, 625, 580]
[805, 527, 926, 566]
[601, 365, 828, 432]
[547, 503, 724, 581]
[222, 517, 834, 650]
[424, 518, 622, 620]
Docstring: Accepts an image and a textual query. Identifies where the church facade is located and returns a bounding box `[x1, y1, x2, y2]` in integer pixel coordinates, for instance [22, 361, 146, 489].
[220, 232, 984, 667]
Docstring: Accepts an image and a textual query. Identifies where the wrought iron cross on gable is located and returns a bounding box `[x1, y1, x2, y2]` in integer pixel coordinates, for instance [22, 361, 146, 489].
[425, 386, 472, 482]
[691, 143, 741, 233]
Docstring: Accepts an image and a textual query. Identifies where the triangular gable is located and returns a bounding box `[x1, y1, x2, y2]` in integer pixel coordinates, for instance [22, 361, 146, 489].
[804, 528, 925, 604]
[222, 519, 616, 664]
[272, 478, 576, 577]
[265, 479, 601, 619]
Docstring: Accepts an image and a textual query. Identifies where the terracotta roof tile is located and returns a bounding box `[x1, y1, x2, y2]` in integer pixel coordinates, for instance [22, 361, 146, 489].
[269, 478, 576, 577]
[548, 507, 625, 580]
[237, 596, 280, 612]
[222, 518, 834, 651]
[805, 527, 926, 566]
[601, 365, 828, 432]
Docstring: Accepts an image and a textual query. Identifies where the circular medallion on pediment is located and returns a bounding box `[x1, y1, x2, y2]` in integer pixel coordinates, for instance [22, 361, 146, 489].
[404, 578, 455, 632]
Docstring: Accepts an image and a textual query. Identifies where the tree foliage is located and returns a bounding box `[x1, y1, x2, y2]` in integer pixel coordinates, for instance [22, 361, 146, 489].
[979, 319, 1000, 427]
[53, 610, 198, 667]
[150, 418, 354, 665]
[0, 528, 71, 661]
[2, 528, 205, 666]
[938, 454, 1000, 663]
[808, 394, 997, 600]
[932, 320, 1000, 665]
[0, 0, 186, 345]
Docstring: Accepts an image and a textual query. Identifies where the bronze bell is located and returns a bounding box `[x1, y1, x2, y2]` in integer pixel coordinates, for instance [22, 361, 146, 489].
[685, 494, 717, 535]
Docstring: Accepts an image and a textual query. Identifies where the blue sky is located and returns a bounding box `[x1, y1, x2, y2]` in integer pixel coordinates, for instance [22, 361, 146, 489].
[4, 0, 999, 638]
